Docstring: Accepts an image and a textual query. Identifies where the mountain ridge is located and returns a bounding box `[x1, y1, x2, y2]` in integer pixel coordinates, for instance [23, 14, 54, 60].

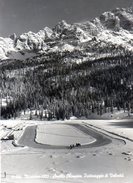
[0, 7, 133, 61]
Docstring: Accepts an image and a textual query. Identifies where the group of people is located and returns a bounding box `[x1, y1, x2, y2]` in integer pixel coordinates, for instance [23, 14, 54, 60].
[69, 143, 81, 149]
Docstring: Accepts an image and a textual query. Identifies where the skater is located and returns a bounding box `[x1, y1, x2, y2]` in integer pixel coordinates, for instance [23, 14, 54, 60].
[69, 144, 75, 149]
[76, 143, 81, 147]
[4, 172, 6, 178]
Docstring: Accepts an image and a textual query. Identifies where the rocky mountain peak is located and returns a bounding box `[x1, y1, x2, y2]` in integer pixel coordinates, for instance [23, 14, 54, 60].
[99, 7, 133, 31]
[0, 7, 133, 61]
[53, 20, 71, 33]
[10, 33, 17, 41]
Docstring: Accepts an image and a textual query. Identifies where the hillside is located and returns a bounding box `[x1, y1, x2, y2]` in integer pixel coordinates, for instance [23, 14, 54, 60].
[0, 7, 133, 120]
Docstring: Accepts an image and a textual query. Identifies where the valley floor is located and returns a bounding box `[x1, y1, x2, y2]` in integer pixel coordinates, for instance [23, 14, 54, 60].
[0, 119, 133, 183]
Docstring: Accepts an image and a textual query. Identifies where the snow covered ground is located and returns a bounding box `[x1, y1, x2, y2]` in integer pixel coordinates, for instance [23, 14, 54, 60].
[82, 119, 133, 141]
[0, 119, 133, 183]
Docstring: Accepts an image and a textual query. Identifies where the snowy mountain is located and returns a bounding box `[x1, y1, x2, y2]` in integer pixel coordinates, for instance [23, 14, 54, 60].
[1, 7, 133, 120]
[0, 7, 133, 61]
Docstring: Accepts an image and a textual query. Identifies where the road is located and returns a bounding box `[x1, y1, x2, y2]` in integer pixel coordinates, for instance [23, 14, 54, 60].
[18, 123, 124, 149]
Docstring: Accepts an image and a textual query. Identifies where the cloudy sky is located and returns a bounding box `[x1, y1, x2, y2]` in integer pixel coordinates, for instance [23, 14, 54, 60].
[0, 0, 132, 37]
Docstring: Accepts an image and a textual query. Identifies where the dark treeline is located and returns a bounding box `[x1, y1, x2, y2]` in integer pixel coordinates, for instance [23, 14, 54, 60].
[0, 49, 133, 120]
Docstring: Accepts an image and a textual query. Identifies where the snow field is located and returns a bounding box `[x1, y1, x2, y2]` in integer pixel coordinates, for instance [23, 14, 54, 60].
[83, 119, 133, 141]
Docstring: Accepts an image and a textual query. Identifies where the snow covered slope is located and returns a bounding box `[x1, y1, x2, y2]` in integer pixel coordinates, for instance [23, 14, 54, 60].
[0, 7, 133, 60]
